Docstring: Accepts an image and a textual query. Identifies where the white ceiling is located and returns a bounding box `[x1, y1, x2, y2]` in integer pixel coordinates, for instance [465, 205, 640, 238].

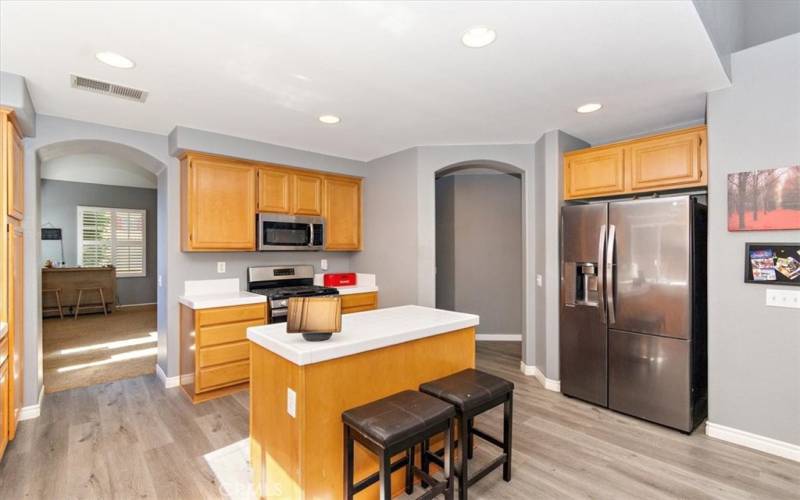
[0, 1, 728, 161]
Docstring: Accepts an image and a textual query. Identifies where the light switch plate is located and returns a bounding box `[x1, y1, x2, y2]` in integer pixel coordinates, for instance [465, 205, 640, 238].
[766, 288, 800, 309]
[217, 262, 226, 273]
[321, 259, 328, 271]
[536, 274, 543, 287]
[157, 275, 162, 287]
[287, 388, 297, 418]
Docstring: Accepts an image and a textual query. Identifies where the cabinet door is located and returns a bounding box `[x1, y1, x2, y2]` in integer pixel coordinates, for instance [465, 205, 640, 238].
[257, 167, 291, 213]
[292, 172, 323, 216]
[7, 121, 24, 220]
[185, 158, 256, 251]
[8, 220, 23, 439]
[324, 177, 361, 251]
[564, 148, 626, 200]
[0, 361, 8, 459]
[628, 129, 706, 192]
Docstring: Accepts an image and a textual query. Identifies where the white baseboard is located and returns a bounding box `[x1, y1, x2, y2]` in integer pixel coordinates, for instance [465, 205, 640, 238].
[156, 363, 180, 388]
[475, 334, 522, 341]
[519, 361, 561, 392]
[117, 302, 157, 308]
[706, 421, 800, 462]
[19, 384, 45, 421]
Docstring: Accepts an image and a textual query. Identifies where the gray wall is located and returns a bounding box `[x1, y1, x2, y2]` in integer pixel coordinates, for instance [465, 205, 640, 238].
[435, 176, 455, 311]
[435, 173, 523, 335]
[40, 179, 157, 305]
[707, 33, 800, 446]
[350, 148, 420, 307]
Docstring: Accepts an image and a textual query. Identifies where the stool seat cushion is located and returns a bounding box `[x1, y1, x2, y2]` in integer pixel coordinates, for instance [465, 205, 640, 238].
[342, 390, 455, 449]
[420, 369, 514, 413]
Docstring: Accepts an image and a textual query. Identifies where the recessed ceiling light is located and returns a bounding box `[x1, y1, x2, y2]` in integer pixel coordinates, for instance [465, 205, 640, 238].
[318, 115, 341, 124]
[95, 51, 135, 69]
[461, 26, 496, 48]
[577, 103, 603, 114]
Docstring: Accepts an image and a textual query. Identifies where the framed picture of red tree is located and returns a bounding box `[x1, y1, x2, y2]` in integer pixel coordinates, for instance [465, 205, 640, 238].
[728, 165, 800, 231]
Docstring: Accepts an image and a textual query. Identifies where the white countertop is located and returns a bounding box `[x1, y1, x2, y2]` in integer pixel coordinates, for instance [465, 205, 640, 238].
[178, 278, 266, 310]
[247, 305, 478, 366]
[0, 321, 7, 341]
[314, 273, 379, 295]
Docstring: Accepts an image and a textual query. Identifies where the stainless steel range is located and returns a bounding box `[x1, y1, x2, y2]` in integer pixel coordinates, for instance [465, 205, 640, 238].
[247, 265, 339, 323]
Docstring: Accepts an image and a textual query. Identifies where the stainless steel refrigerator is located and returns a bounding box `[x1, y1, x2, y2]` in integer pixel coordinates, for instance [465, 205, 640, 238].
[560, 195, 707, 432]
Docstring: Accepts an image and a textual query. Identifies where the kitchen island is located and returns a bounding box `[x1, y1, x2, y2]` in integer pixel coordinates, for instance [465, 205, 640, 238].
[247, 305, 479, 499]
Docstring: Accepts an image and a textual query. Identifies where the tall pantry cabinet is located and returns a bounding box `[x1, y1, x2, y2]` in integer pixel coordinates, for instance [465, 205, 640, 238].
[1, 107, 25, 461]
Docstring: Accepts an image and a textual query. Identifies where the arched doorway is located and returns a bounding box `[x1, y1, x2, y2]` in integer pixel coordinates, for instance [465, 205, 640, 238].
[35, 140, 166, 393]
[434, 160, 525, 360]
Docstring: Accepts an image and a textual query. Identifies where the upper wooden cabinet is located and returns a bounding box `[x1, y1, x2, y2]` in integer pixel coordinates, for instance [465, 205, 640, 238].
[179, 152, 362, 252]
[257, 166, 291, 214]
[181, 153, 257, 251]
[324, 176, 362, 251]
[564, 148, 626, 199]
[258, 167, 324, 216]
[292, 172, 324, 216]
[2, 109, 23, 220]
[564, 125, 707, 200]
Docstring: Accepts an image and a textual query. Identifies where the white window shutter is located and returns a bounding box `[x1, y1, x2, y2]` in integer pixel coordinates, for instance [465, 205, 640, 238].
[78, 206, 146, 278]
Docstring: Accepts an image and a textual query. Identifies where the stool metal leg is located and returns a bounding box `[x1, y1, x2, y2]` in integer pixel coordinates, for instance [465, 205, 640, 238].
[74, 289, 83, 319]
[405, 446, 414, 494]
[458, 417, 469, 500]
[98, 287, 108, 316]
[503, 394, 513, 482]
[55, 290, 64, 320]
[445, 418, 455, 500]
[467, 418, 474, 459]
[421, 438, 430, 488]
[343, 424, 354, 500]
[379, 452, 392, 500]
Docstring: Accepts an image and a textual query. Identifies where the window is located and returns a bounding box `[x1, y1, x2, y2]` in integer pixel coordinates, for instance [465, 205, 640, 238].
[77, 206, 146, 277]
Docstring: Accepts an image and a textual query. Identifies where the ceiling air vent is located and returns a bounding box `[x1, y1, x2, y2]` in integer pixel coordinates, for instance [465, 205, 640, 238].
[70, 74, 148, 103]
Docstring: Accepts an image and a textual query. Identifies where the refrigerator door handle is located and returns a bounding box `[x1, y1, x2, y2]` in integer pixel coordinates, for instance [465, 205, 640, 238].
[597, 224, 607, 324]
[606, 224, 616, 325]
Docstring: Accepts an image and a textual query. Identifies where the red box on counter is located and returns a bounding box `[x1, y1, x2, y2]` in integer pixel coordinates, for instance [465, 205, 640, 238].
[323, 273, 357, 287]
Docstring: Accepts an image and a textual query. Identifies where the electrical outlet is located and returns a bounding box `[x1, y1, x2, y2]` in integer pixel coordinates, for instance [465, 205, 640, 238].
[217, 262, 226, 274]
[287, 388, 297, 417]
[321, 259, 328, 271]
[766, 288, 800, 309]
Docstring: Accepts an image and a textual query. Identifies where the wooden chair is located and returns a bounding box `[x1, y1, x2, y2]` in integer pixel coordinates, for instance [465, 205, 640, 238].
[74, 286, 108, 319]
[42, 288, 64, 320]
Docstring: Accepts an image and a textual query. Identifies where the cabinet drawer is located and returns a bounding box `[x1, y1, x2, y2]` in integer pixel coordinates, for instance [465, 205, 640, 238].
[198, 341, 249, 368]
[197, 319, 264, 348]
[197, 360, 249, 391]
[341, 292, 377, 312]
[197, 304, 265, 327]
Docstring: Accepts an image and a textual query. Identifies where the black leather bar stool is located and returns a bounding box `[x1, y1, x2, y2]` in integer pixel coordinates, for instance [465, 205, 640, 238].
[342, 390, 456, 500]
[420, 369, 514, 500]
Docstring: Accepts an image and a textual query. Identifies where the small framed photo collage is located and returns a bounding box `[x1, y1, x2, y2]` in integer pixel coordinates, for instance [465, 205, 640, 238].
[745, 243, 800, 287]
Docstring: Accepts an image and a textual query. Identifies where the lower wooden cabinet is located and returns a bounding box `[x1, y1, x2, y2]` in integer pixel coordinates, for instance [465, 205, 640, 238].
[564, 125, 707, 200]
[180, 303, 266, 403]
[340, 292, 378, 314]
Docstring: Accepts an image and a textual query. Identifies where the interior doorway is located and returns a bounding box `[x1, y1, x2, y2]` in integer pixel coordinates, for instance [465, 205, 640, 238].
[435, 164, 524, 351]
[38, 146, 159, 393]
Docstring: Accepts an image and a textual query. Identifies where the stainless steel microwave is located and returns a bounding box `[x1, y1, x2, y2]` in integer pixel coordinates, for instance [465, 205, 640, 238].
[257, 213, 325, 251]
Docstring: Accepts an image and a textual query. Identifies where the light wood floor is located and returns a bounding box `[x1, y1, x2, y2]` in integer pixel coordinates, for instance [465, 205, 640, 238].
[43, 305, 157, 393]
[1, 342, 798, 499]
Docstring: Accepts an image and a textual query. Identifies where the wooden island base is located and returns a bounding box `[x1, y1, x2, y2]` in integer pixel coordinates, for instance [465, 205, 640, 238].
[250, 326, 476, 499]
